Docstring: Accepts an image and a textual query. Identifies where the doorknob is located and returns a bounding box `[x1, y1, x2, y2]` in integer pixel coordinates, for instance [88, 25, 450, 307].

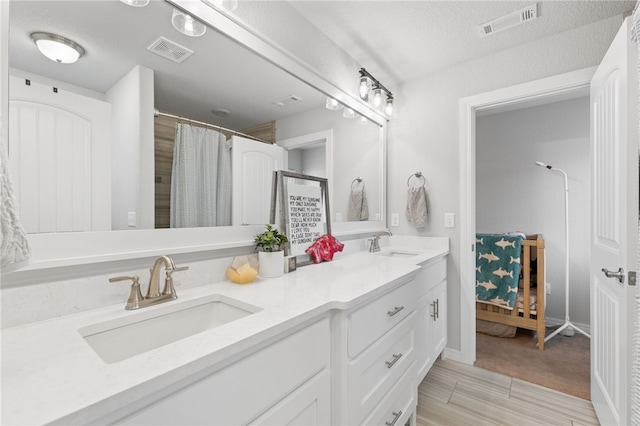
[602, 267, 625, 284]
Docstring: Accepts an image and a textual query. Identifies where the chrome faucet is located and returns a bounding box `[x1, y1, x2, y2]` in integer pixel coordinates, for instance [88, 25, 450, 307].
[369, 230, 393, 253]
[110, 255, 189, 310]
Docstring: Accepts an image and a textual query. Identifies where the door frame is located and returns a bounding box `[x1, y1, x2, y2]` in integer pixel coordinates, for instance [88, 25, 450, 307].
[456, 66, 596, 364]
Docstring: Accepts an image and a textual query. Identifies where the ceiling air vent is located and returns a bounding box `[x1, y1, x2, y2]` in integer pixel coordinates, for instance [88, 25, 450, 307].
[271, 94, 303, 107]
[147, 37, 194, 63]
[477, 4, 538, 38]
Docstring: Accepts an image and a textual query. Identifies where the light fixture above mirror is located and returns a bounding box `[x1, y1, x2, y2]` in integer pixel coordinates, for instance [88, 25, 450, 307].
[358, 68, 394, 117]
[30, 32, 84, 64]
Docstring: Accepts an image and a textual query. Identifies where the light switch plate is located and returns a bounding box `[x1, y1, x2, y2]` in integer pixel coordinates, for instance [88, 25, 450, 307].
[391, 213, 400, 227]
[127, 212, 136, 227]
[444, 213, 455, 228]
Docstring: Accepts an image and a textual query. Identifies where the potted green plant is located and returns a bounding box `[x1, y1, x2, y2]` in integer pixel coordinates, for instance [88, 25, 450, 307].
[254, 224, 288, 278]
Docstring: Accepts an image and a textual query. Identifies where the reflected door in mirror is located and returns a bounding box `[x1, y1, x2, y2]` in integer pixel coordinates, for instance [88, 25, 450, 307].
[231, 136, 284, 226]
[8, 75, 111, 233]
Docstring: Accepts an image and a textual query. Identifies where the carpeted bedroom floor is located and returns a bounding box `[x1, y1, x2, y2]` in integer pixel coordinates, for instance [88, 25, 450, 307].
[475, 326, 591, 400]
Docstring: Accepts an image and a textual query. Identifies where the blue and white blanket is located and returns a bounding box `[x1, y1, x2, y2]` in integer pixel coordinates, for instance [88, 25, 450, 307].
[475, 233, 524, 310]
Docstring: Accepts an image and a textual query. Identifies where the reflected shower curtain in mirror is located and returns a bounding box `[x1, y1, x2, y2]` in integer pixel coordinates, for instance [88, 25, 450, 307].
[170, 123, 231, 227]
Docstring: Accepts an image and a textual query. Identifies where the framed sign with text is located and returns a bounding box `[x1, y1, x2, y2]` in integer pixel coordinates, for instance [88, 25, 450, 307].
[270, 171, 331, 266]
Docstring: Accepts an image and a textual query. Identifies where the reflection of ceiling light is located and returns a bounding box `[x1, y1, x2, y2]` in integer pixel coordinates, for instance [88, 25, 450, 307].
[172, 9, 207, 37]
[325, 96, 343, 111]
[31, 32, 85, 64]
[119, 0, 149, 7]
[212, 108, 230, 117]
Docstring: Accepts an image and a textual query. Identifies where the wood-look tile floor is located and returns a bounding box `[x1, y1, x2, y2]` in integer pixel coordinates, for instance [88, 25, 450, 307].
[416, 358, 599, 426]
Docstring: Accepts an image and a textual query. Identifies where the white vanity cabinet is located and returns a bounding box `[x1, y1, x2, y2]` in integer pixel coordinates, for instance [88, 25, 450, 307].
[343, 278, 418, 426]
[113, 317, 331, 426]
[416, 256, 447, 382]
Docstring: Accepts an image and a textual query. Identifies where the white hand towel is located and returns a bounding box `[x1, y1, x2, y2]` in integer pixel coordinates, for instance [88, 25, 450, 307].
[406, 186, 428, 228]
[1, 127, 31, 271]
[347, 188, 369, 221]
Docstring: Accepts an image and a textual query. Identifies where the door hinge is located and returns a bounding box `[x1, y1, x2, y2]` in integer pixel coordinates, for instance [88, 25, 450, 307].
[630, 271, 637, 286]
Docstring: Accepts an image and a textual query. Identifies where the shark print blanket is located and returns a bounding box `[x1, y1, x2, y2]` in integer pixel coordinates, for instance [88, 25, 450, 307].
[475, 233, 524, 310]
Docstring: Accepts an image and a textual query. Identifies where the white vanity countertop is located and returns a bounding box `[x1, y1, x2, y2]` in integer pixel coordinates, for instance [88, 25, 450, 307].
[1, 238, 448, 425]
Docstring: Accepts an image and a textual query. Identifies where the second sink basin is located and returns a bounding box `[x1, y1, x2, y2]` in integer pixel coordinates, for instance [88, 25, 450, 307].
[376, 249, 422, 259]
[79, 294, 261, 364]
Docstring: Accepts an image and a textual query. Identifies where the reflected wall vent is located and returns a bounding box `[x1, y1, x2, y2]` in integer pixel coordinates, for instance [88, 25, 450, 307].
[147, 37, 193, 63]
[477, 4, 538, 37]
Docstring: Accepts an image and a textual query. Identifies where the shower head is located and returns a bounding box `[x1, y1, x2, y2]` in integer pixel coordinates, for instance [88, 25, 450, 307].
[535, 161, 552, 169]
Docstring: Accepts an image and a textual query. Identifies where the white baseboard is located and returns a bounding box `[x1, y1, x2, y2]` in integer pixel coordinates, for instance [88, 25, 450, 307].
[442, 347, 473, 365]
[545, 316, 591, 335]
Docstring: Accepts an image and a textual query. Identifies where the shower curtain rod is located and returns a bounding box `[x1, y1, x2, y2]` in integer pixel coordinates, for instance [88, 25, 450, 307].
[153, 109, 268, 144]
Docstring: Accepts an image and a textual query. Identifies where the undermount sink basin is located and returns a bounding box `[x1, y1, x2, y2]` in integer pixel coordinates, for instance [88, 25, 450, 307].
[79, 294, 261, 364]
[375, 249, 422, 259]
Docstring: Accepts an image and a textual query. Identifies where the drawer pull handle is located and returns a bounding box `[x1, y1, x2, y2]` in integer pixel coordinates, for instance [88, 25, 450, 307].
[385, 353, 403, 368]
[385, 410, 403, 426]
[387, 306, 405, 317]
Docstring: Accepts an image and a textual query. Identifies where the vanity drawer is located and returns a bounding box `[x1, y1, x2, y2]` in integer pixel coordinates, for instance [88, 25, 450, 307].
[347, 312, 416, 424]
[348, 278, 416, 358]
[361, 358, 417, 426]
[416, 257, 446, 298]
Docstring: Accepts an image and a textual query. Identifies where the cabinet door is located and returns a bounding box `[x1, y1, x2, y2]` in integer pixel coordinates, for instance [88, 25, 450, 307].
[428, 280, 447, 361]
[252, 370, 330, 425]
[115, 318, 330, 425]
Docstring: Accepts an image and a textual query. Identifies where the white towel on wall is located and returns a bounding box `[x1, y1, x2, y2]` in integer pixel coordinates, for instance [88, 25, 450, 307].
[406, 186, 428, 228]
[0, 123, 31, 271]
[347, 187, 369, 221]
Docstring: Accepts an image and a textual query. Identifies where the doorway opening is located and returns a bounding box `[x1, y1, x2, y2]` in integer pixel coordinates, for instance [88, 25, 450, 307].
[458, 66, 595, 376]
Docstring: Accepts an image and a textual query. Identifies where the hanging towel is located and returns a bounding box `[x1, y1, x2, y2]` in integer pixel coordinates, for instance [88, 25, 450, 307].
[406, 186, 428, 228]
[347, 187, 369, 221]
[0, 124, 31, 271]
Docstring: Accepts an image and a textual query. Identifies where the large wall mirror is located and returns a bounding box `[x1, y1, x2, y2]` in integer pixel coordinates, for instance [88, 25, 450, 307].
[4, 0, 386, 269]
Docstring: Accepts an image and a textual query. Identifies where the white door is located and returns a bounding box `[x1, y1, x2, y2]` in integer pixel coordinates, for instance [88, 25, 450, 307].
[590, 17, 638, 426]
[231, 136, 284, 226]
[8, 75, 111, 233]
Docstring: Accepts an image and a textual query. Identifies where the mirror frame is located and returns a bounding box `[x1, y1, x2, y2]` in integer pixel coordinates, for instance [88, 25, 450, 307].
[1, 0, 387, 272]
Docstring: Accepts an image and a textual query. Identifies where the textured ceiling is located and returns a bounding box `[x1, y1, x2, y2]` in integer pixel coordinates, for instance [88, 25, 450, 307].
[288, 1, 637, 86]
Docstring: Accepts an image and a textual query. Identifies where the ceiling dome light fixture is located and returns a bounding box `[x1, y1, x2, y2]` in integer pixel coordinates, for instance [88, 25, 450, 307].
[172, 9, 207, 37]
[119, 0, 150, 7]
[358, 68, 395, 117]
[31, 32, 85, 64]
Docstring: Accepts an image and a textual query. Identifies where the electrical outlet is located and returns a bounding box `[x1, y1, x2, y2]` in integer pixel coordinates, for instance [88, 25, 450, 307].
[335, 212, 342, 222]
[127, 212, 136, 227]
[545, 282, 551, 295]
[391, 213, 400, 227]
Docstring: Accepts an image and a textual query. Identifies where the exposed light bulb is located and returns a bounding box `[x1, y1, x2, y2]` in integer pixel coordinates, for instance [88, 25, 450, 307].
[358, 77, 370, 101]
[172, 9, 207, 37]
[342, 108, 355, 118]
[384, 98, 394, 116]
[325, 96, 343, 111]
[372, 89, 382, 107]
[120, 0, 149, 6]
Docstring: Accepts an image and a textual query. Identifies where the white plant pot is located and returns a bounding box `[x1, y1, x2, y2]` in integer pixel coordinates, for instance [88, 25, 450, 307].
[258, 250, 284, 278]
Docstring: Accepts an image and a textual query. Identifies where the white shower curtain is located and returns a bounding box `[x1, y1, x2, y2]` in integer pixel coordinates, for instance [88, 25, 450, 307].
[630, 4, 640, 424]
[170, 123, 231, 228]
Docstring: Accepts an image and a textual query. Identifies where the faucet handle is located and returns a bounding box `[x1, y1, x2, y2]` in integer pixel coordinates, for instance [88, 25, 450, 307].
[109, 275, 144, 310]
[162, 266, 188, 298]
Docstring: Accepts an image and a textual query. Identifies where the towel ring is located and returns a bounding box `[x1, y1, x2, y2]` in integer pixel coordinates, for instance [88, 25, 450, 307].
[351, 177, 365, 190]
[407, 172, 426, 187]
